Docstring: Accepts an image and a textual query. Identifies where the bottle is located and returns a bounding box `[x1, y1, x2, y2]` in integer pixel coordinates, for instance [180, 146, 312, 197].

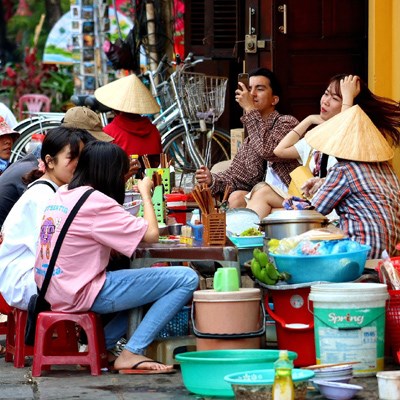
[190, 209, 200, 225]
[26, 134, 45, 158]
[272, 350, 294, 400]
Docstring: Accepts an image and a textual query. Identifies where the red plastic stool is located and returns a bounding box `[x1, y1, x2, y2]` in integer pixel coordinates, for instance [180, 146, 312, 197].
[32, 311, 108, 377]
[5, 308, 34, 367]
[0, 294, 12, 335]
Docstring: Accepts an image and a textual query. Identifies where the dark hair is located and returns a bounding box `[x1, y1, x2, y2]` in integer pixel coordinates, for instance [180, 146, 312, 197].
[22, 126, 95, 184]
[249, 68, 282, 98]
[68, 141, 129, 204]
[329, 74, 400, 146]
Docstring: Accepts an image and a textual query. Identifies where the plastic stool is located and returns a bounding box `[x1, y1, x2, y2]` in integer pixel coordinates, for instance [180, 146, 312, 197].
[146, 335, 196, 365]
[32, 311, 107, 377]
[0, 294, 12, 335]
[5, 308, 34, 367]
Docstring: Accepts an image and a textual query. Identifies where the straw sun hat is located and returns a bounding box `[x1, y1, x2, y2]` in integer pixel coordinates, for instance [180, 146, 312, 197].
[62, 106, 114, 142]
[94, 74, 160, 115]
[304, 105, 394, 162]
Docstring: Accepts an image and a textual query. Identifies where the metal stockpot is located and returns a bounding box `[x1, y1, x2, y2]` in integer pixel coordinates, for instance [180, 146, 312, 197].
[259, 210, 328, 240]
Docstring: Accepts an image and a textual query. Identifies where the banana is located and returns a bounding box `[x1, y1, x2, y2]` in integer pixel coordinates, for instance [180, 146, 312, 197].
[259, 268, 277, 285]
[266, 262, 279, 281]
[250, 258, 262, 280]
[257, 252, 269, 268]
[253, 248, 262, 259]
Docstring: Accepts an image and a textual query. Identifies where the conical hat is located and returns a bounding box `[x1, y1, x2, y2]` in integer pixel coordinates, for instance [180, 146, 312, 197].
[94, 74, 160, 115]
[304, 105, 394, 162]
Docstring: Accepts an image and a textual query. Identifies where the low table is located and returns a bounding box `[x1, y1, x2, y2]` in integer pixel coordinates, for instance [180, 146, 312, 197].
[127, 238, 240, 336]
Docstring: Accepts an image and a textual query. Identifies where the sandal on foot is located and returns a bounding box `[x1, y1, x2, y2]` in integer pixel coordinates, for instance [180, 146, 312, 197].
[117, 360, 176, 375]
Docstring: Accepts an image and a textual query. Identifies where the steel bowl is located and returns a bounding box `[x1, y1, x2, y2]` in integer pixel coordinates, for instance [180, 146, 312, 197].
[259, 210, 328, 239]
[168, 223, 183, 235]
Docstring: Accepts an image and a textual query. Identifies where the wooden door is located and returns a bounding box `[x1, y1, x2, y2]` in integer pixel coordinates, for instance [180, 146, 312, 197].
[243, 0, 368, 120]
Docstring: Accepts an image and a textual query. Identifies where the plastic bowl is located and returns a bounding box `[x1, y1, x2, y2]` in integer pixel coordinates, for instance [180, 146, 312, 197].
[124, 191, 141, 203]
[313, 380, 363, 400]
[123, 200, 142, 216]
[175, 349, 297, 397]
[270, 245, 370, 284]
[224, 368, 315, 400]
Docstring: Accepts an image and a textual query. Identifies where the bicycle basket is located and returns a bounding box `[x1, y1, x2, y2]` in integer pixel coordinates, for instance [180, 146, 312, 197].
[176, 72, 228, 123]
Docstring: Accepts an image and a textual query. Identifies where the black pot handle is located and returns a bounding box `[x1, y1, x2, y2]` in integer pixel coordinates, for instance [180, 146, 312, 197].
[191, 301, 266, 339]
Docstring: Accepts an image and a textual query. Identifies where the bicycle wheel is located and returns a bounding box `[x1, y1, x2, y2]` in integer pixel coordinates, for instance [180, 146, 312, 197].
[162, 123, 230, 171]
[10, 119, 62, 163]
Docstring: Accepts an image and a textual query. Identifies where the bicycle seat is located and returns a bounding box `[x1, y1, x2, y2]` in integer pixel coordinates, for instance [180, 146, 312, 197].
[70, 95, 112, 113]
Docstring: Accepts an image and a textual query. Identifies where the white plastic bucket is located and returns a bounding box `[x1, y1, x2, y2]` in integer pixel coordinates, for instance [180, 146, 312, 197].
[309, 283, 389, 376]
[377, 371, 400, 400]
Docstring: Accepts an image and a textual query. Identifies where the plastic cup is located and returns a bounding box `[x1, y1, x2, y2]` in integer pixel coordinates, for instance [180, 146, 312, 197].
[213, 267, 240, 292]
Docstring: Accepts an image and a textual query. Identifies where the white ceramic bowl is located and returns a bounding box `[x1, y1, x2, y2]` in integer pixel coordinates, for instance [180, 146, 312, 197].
[313, 380, 362, 400]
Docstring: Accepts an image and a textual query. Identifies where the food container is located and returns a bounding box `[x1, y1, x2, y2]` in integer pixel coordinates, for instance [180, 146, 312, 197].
[259, 210, 328, 240]
[376, 371, 400, 400]
[175, 349, 297, 397]
[224, 368, 315, 400]
[229, 235, 264, 248]
[270, 244, 370, 283]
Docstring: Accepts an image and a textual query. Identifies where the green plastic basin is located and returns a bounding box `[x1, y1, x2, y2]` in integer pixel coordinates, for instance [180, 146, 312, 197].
[175, 349, 298, 397]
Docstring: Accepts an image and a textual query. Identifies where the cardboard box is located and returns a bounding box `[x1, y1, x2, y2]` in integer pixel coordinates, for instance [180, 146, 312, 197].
[230, 128, 245, 158]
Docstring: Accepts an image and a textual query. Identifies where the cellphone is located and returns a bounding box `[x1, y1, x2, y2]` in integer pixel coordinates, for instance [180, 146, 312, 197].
[238, 73, 249, 89]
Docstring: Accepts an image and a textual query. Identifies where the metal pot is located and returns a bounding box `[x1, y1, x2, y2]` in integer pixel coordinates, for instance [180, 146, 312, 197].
[259, 209, 328, 240]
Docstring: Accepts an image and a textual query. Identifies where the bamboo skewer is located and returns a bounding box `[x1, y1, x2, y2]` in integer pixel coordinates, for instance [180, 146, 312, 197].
[302, 361, 360, 370]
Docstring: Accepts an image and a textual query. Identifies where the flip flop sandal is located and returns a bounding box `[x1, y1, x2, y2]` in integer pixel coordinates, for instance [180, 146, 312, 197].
[116, 360, 177, 375]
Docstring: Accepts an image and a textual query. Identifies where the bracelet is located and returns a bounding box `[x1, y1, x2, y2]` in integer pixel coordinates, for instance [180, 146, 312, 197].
[292, 129, 302, 138]
[342, 103, 352, 107]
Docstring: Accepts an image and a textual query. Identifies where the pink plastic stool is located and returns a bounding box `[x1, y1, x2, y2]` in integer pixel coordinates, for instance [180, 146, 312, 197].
[32, 311, 107, 377]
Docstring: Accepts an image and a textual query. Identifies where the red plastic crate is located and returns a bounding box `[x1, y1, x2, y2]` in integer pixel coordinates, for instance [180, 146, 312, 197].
[386, 289, 400, 363]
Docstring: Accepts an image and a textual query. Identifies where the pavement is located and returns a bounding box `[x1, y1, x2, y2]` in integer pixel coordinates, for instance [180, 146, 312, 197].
[1, 334, 399, 400]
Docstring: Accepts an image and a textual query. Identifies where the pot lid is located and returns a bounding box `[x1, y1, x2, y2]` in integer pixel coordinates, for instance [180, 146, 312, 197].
[260, 210, 328, 225]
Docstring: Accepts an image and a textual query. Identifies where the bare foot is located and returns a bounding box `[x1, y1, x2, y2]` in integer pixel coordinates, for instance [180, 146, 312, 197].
[114, 349, 173, 371]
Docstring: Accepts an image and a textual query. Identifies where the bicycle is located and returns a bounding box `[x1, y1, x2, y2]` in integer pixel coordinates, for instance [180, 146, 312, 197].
[141, 54, 231, 174]
[10, 54, 231, 178]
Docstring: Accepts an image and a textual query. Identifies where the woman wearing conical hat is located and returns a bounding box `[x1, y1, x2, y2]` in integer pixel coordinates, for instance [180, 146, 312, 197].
[245, 74, 400, 219]
[305, 105, 400, 258]
[94, 74, 162, 166]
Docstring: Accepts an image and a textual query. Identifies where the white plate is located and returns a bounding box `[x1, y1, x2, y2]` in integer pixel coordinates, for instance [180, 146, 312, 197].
[226, 208, 260, 236]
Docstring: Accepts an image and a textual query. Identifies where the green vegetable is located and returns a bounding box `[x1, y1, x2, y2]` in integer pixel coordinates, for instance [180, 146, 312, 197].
[240, 227, 262, 237]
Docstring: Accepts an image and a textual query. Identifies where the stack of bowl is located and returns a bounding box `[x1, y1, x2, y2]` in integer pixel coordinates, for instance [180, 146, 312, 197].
[312, 364, 354, 385]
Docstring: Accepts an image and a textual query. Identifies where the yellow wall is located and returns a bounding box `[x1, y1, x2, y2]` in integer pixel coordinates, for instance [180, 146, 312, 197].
[369, 0, 400, 175]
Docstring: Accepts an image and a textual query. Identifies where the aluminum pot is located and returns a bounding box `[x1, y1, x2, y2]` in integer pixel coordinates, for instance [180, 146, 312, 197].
[259, 210, 328, 240]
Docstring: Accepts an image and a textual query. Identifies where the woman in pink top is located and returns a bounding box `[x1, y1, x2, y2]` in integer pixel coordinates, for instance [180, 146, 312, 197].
[34, 141, 198, 374]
